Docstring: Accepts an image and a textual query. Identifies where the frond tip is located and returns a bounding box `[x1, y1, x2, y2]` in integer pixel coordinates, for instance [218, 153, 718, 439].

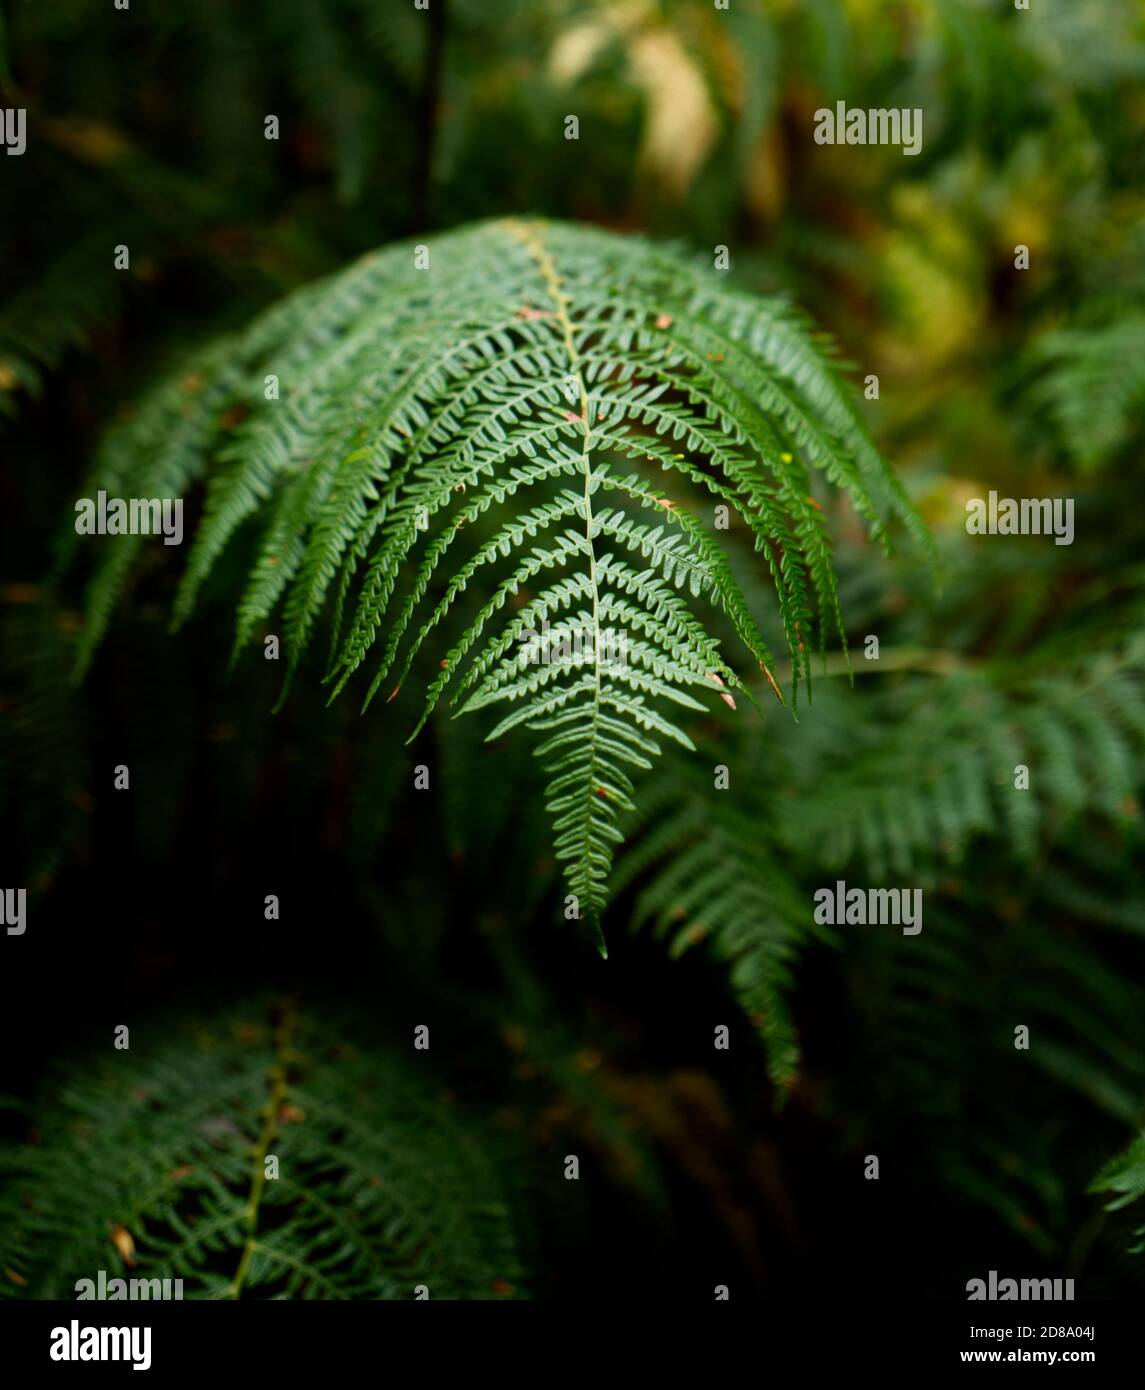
[72, 217, 927, 935]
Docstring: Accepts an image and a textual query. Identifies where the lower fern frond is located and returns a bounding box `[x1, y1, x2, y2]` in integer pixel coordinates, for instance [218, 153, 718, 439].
[0, 1000, 523, 1300]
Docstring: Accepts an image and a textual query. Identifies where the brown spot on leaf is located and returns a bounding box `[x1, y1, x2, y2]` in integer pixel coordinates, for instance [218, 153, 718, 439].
[110, 1224, 136, 1268]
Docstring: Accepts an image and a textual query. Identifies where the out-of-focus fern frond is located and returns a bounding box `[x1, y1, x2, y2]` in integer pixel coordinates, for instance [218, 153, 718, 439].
[0, 589, 88, 887]
[1029, 316, 1145, 473]
[0, 1000, 523, 1299]
[0, 228, 132, 416]
[620, 624, 1145, 1086]
[613, 760, 813, 1089]
[1091, 1133, 1145, 1256]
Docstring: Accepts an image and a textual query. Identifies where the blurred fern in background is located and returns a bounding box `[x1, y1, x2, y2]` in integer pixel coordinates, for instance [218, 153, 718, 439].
[0, 1001, 523, 1298]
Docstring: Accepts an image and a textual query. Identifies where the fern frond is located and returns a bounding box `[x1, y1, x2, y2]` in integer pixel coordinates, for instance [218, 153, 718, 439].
[618, 626, 1145, 1084]
[1029, 315, 1145, 472]
[0, 590, 89, 887]
[0, 231, 127, 416]
[613, 774, 814, 1089]
[1091, 1134, 1145, 1256]
[72, 217, 925, 938]
[0, 1000, 523, 1300]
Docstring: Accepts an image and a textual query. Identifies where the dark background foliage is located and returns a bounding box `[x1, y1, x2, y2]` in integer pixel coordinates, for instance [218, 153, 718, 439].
[2, 0, 1144, 1299]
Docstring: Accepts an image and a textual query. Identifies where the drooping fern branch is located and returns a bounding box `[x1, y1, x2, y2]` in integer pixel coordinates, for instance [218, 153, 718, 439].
[70, 218, 928, 942]
[0, 1000, 522, 1300]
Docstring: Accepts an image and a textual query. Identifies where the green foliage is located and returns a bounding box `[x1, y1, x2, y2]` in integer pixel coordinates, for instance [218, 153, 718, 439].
[1030, 317, 1145, 474]
[613, 764, 813, 1088]
[0, 231, 127, 415]
[0, 591, 89, 888]
[71, 217, 927, 941]
[5, 0, 1145, 1300]
[619, 646, 1145, 1090]
[1092, 1134, 1145, 1256]
[0, 1001, 522, 1300]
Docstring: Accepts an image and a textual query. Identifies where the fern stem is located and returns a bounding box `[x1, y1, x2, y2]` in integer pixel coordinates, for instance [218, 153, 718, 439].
[227, 1003, 296, 1299]
[506, 219, 609, 954]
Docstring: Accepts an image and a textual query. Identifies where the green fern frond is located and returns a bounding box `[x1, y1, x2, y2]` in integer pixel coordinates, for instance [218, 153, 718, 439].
[0, 1000, 523, 1300]
[848, 896, 1145, 1255]
[615, 782, 813, 1090]
[618, 633, 1145, 1083]
[773, 654, 1145, 883]
[1030, 315, 1145, 472]
[1091, 1134, 1145, 1256]
[0, 590, 89, 887]
[72, 217, 926, 939]
[0, 231, 130, 416]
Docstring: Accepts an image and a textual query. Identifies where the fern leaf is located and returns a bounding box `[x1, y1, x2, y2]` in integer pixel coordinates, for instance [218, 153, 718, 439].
[72, 217, 925, 938]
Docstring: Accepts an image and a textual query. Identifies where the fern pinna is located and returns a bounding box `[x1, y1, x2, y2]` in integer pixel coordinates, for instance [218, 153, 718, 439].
[73, 218, 927, 943]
